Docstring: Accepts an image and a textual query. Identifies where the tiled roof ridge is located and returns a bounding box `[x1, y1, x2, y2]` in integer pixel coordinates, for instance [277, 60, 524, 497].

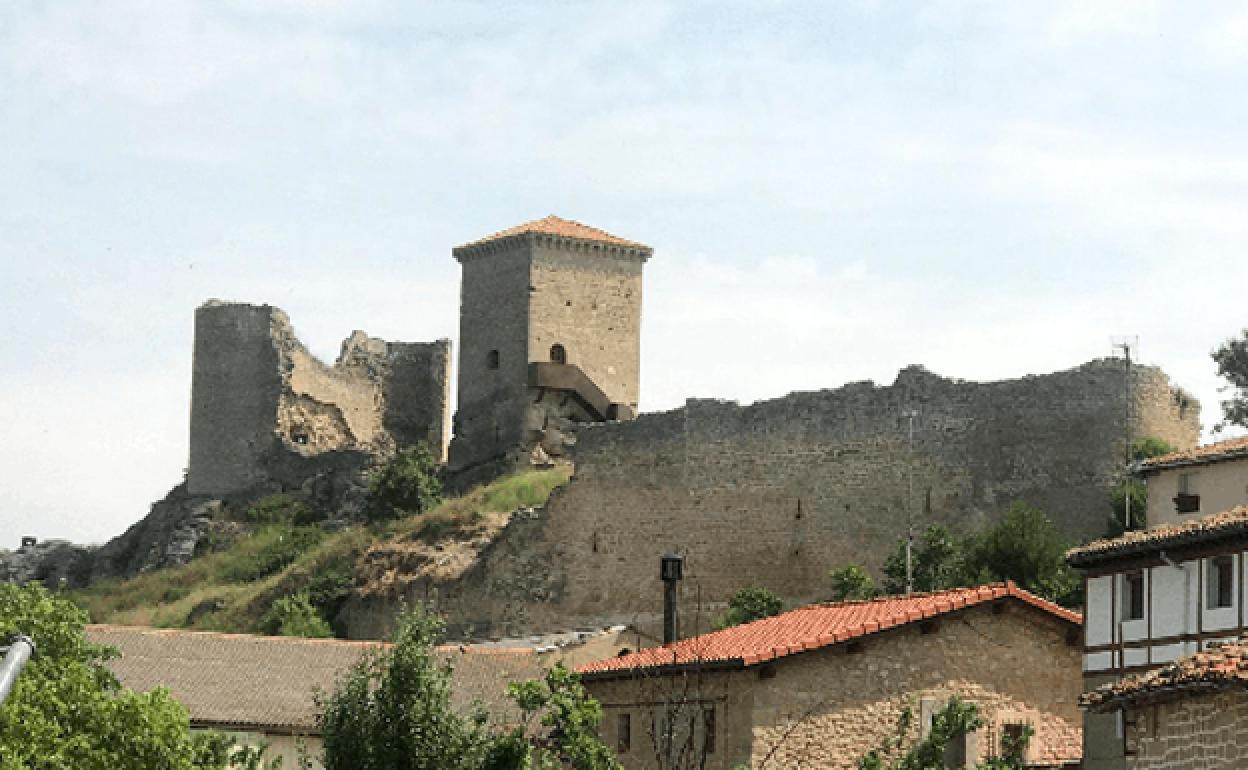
[455, 214, 650, 253]
[1066, 505, 1248, 567]
[579, 582, 1079, 676]
[1138, 435, 1248, 470]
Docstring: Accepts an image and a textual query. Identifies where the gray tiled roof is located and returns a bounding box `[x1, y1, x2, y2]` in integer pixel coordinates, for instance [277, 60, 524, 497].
[86, 625, 545, 733]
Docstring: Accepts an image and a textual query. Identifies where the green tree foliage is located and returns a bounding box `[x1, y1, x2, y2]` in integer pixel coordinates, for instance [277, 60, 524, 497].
[1213, 329, 1248, 430]
[318, 604, 619, 770]
[828, 565, 879, 601]
[713, 587, 784, 630]
[503, 666, 623, 770]
[261, 593, 333, 638]
[366, 444, 444, 522]
[1106, 437, 1175, 537]
[963, 502, 1081, 607]
[858, 697, 1029, 770]
[0, 582, 236, 770]
[319, 605, 489, 770]
[881, 525, 965, 595]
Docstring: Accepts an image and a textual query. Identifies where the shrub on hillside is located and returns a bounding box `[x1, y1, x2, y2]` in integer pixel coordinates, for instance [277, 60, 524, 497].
[262, 592, 333, 638]
[240, 494, 319, 526]
[365, 444, 443, 522]
[221, 526, 325, 583]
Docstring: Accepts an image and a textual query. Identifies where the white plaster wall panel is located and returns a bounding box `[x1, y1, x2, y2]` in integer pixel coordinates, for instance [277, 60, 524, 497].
[1124, 647, 1149, 667]
[1149, 564, 1189, 638]
[1086, 576, 1114, 646]
[1084, 651, 1114, 672]
[1150, 642, 1184, 664]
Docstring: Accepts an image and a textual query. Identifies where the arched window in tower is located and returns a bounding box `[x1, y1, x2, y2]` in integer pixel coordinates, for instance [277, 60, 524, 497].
[486, 349, 499, 370]
[549, 344, 567, 365]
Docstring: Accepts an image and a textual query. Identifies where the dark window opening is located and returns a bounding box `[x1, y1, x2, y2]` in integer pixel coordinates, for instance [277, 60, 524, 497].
[291, 431, 309, 445]
[1001, 723, 1028, 762]
[550, 344, 567, 364]
[616, 713, 631, 753]
[486, 349, 499, 370]
[1211, 555, 1235, 608]
[1124, 571, 1145, 620]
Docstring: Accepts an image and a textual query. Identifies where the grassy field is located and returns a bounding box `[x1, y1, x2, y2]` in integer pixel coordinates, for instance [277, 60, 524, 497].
[70, 467, 572, 636]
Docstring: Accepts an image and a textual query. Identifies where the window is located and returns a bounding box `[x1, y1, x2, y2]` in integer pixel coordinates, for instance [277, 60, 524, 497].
[486, 349, 499, 370]
[1208, 555, 1235, 608]
[1175, 473, 1200, 513]
[616, 713, 631, 754]
[550, 343, 567, 364]
[1123, 571, 1145, 620]
[1000, 723, 1029, 762]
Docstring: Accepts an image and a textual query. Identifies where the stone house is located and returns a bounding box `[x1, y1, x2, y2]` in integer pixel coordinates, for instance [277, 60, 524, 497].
[1067, 501, 1248, 769]
[85, 625, 545, 769]
[577, 583, 1083, 770]
[1081, 635, 1248, 769]
[1136, 436, 1248, 527]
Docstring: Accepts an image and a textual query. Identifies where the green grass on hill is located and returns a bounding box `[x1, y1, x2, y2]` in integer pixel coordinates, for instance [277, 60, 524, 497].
[69, 467, 571, 637]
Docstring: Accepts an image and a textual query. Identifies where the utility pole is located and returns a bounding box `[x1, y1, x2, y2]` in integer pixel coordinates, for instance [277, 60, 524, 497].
[903, 409, 919, 595]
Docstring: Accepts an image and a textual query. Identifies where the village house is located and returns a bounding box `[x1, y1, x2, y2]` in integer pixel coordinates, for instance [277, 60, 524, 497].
[1081, 634, 1248, 769]
[1067, 436, 1248, 770]
[85, 625, 547, 769]
[577, 583, 1083, 770]
[1137, 436, 1248, 527]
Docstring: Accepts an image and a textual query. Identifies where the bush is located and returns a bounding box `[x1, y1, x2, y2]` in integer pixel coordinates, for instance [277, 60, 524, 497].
[262, 592, 333, 638]
[366, 444, 443, 522]
[221, 526, 325, 583]
[240, 494, 314, 526]
[829, 565, 878, 601]
[714, 586, 784, 629]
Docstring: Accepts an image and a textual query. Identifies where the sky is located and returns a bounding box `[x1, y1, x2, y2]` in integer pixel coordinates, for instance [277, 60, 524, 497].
[3, 1, 1247, 545]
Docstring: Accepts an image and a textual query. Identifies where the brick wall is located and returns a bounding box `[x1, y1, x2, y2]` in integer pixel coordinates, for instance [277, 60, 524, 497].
[584, 602, 1083, 770]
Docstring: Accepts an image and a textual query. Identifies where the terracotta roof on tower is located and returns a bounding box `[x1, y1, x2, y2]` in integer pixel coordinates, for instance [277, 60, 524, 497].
[1137, 435, 1248, 473]
[1066, 505, 1248, 568]
[577, 582, 1080, 678]
[454, 215, 650, 253]
[1083, 635, 1248, 711]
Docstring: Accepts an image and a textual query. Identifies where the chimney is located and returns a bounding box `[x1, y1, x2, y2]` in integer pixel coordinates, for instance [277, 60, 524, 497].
[660, 553, 684, 645]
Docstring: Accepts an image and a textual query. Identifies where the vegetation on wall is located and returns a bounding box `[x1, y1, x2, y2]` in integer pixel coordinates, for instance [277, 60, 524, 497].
[857, 696, 1031, 770]
[713, 586, 785, 630]
[1106, 436, 1175, 537]
[365, 443, 444, 522]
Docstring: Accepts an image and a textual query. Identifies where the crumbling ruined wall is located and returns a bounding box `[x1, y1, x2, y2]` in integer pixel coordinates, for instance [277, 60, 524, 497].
[345, 358, 1199, 640]
[188, 301, 451, 497]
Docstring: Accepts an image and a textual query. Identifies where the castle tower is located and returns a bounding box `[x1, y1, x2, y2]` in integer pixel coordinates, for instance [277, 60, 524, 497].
[448, 215, 652, 472]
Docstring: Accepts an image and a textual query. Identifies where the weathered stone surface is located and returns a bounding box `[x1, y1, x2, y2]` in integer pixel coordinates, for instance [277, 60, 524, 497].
[347, 358, 1198, 641]
[189, 300, 451, 497]
[0, 538, 94, 588]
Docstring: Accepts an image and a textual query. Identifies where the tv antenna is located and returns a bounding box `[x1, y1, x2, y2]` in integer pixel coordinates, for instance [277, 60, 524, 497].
[902, 408, 919, 595]
[1111, 336, 1139, 528]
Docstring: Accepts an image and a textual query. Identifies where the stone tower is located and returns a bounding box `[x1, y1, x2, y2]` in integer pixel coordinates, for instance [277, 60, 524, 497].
[448, 215, 652, 472]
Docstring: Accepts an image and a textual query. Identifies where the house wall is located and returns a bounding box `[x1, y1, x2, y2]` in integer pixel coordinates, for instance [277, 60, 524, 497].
[212, 730, 322, 770]
[585, 603, 1082, 770]
[1127, 691, 1248, 770]
[1146, 457, 1248, 528]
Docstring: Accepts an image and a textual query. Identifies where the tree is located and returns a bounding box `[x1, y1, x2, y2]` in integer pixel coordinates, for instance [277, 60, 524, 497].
[504, 666, 622, 770]
[318, 605, 488, 770]
[963, 502, 1081, 608]
[881, 525, 965, 595]
[713, 587, 784, 630]
[366, 444, 444, 522]
[1213, 329, 1248, 431]
[261, 593, 333, 638]
[857, 696, 1030, 770]
[0, 582, 237, 770]
[828, 565, 878, 601]
[1107, 437, 1174, 537]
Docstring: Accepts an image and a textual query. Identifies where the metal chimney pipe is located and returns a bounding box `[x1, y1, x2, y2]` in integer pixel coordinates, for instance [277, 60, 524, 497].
[660, 554, 684, 645]
[0, 635, 35, 706]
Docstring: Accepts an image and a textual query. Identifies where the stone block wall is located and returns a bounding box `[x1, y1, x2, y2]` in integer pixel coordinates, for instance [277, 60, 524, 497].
[1129, 691, 1248, 770]
[585, 602, 1083, 770]
[188, 301, 450, 497]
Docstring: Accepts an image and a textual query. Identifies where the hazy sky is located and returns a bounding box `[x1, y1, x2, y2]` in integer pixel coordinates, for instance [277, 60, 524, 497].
[3, 1, 1247, 545]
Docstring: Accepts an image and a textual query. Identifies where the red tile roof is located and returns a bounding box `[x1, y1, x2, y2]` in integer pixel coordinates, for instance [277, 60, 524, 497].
[1066, 505, 1248, 568]
[454, 215, 651, 253]
[1082, 635, 1248, 712]
[578, 583, 1080, 678]
[1138, 435, 1248, 472]
[86, 625, 544, 732]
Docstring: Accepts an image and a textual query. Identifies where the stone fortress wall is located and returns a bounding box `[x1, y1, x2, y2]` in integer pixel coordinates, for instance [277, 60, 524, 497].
[188, 300, 451, 497]
[344, 358, 1200, 640]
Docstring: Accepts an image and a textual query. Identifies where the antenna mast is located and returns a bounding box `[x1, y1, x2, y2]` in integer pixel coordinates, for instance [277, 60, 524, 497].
[1111, 336, 1138, 528]
[903, 408, 919, 595]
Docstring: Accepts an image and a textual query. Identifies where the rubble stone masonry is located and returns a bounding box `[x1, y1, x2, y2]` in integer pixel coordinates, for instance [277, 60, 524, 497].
[1129, 691, 1248, 770]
